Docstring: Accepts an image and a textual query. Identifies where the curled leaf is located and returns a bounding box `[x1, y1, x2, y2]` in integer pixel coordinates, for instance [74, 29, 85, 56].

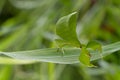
[79, 47, 94, 67]
[56, 12, 81, 47]
[87, 40, 102, 53]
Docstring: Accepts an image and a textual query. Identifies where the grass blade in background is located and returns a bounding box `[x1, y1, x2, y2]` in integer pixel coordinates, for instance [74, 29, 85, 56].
[0, 65, 13, 80]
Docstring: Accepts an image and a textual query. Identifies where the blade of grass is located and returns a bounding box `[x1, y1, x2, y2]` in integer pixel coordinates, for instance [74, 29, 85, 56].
[0, 57, 36, 64]
[0, 41, 120, 64]
[0, 65, 13, 80]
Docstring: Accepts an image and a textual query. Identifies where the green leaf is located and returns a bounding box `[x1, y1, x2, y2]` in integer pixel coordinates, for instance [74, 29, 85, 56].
[0, 56, 35, 64]
[56, 12, 80, 47]
[0, 65, 13, 80]
[0, 42, 119, 64]
[87, 40, 102, 53]
[79, 47, 94, 67]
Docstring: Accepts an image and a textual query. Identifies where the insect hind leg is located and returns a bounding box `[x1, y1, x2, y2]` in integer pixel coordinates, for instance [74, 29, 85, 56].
[57, 47, 65, 56]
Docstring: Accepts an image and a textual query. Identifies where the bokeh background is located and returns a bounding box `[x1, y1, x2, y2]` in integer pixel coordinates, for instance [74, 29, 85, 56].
[0, 0, 120, 80]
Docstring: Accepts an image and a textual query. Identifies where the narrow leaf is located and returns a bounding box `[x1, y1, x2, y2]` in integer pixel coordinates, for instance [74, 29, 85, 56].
[0, 65, 13, 80]
[0, 42, 119, 64]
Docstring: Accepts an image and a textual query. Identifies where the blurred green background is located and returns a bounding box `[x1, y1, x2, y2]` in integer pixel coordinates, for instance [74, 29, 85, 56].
[0, 0, 120, 80]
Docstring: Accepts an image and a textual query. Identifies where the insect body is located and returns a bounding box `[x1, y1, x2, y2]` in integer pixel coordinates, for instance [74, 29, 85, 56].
[55, 12, 101, 67]
[55, 12, 81, 48]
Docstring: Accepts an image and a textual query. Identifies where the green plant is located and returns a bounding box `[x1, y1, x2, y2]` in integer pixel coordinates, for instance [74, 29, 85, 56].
[55, 12, 102, 67]
[0, 0, 120, 80]
[0, 9, 120, 65]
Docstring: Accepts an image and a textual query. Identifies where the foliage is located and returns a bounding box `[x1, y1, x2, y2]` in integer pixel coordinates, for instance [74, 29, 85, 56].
[0, 0, 120, 80]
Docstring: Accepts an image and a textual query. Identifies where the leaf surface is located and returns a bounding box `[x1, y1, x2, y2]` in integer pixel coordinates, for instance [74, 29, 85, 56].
[56, 12, 80, 47]
[0, 42, 119, 64]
